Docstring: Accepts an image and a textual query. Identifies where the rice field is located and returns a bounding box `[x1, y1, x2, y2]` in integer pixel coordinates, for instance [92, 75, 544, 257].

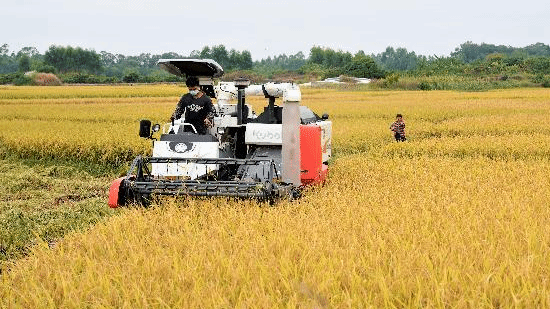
[1, 85, 550, 308]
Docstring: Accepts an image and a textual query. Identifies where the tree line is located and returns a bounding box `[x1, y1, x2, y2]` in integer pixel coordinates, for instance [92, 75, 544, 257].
[1, 41, 549, 86]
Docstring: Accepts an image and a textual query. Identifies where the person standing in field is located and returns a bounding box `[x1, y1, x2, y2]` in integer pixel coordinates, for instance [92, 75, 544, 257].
[171, 76, 216, 135]
[390, 113, 406, 142]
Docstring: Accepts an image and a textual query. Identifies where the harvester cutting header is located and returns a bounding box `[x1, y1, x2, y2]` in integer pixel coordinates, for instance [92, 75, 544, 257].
[108, 59, 332, 206]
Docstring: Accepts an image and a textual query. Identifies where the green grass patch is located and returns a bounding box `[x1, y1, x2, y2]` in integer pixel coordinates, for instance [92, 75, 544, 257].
[0, 158, 117, 268]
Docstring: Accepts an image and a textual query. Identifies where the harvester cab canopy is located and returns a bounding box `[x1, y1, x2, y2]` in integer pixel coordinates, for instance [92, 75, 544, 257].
[157, 59, 223, 98]
[157, 59, 224, 78]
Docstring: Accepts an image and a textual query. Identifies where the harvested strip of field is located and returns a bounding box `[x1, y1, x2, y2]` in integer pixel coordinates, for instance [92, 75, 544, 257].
[0, 159, 116, 263]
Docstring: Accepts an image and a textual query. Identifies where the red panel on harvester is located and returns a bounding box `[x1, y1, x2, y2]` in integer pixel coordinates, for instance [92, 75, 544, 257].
[108, 177, 125, 208]
[300, 125, 322, 185]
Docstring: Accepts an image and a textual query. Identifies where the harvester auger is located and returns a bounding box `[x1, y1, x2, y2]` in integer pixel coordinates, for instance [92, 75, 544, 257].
[108, 59, 332, 207]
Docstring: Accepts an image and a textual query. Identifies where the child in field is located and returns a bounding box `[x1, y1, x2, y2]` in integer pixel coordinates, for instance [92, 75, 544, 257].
[390, 114, 406, 142]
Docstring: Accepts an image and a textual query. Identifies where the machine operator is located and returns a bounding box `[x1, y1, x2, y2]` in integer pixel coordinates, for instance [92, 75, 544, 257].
[171, 76, 216, 135]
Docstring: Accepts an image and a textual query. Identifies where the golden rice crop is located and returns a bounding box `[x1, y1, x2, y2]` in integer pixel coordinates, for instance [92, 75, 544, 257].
[0, 84, 185, 100]
[0, 119, 150, 166]
[2, 86, 550, 165]
[0, 90, 179, 166]
[1, 85, 550, 307]
[1, 156, 549, 307]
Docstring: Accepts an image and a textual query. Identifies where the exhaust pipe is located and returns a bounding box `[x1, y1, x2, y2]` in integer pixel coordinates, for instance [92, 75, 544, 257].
[281, 85, 301, 186]
[234, 78, 250, 125]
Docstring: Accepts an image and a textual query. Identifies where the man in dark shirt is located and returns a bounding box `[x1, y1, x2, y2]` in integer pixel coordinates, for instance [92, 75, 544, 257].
[171, 76, 216, 135]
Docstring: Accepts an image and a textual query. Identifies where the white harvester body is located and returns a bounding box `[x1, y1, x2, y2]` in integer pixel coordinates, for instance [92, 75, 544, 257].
[108, 59, 332, 207]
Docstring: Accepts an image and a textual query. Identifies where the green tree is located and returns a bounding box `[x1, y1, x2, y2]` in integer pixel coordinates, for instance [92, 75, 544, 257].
[101, 51, 117, 67]
[373, 47, 423, 71]
[414, 56, 465, 76]
[16, 47, 39, 58]
[18, 54, 31, 72]
[210, 45, 229, 68]
[239, 50, 253, 70]
[0, 44, 8, 66]
[199, 46, 211, 59]
[451, 41, 550, 63]
[44, 45, 102, 74]
[345, 54, 385, 78]
[189, 45, 252, 71]
[523, 57, 550, 74]
[309, 46, 325, 65]
[255, 51, 306, 71]
[0, 44, 19, 73]
[306, 46, 354, 76]
[123, 70, 141, 83]
[36, 64, 57, 74]
[522, 43, 550, 56]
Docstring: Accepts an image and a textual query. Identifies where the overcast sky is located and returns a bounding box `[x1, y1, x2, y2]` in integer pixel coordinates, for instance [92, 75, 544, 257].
[1, 0, 548, 60]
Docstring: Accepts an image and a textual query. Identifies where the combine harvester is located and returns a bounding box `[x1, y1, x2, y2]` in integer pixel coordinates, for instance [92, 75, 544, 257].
[108, 59, 332, 207]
